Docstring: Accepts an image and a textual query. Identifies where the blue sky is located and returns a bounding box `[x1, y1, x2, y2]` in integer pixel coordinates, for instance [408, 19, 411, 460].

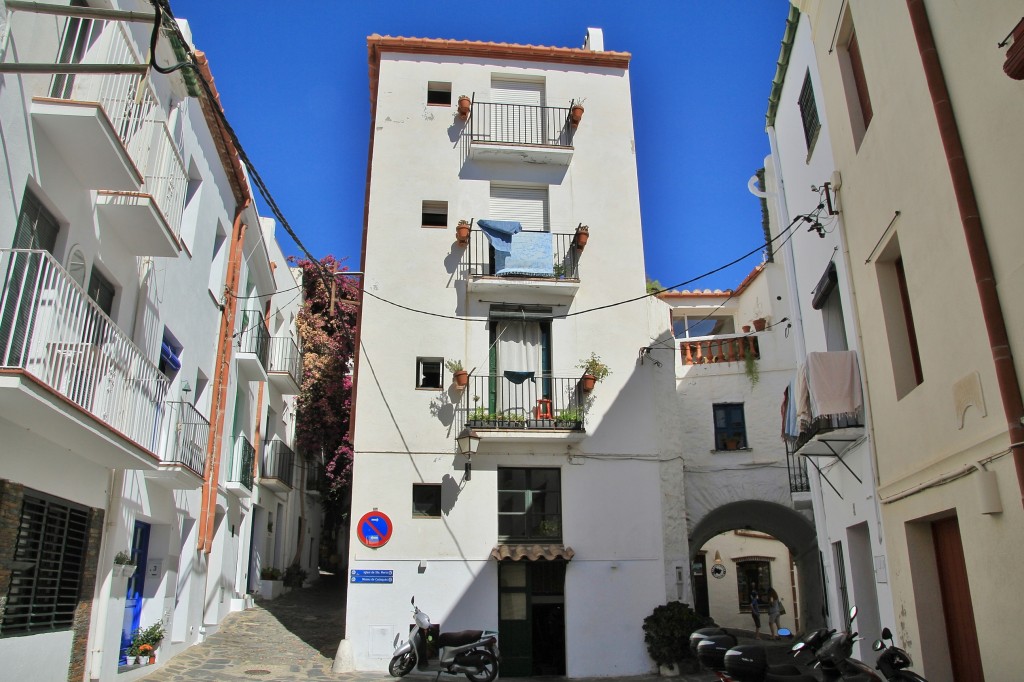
[170, 1, 792, 291]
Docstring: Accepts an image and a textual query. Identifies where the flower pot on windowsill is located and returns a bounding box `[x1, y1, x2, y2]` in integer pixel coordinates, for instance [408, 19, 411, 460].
[752, 318, 767, 332]
[742, 325, 751, 333]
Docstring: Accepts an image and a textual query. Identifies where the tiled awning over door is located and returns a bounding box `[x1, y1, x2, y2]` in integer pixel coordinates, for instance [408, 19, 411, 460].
[490, 544, 575, 562]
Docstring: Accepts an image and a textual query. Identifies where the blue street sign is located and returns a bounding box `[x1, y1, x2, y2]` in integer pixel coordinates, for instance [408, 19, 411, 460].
[351, 569, 394, 584]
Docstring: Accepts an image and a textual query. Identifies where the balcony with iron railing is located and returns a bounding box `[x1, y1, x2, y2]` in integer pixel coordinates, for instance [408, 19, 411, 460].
[260, 439, 295, 493]
[227, 436, 255, 496]
[467, 101, 575, 165]
[267, 336, 302, 394]
[145, 400, 209, 489]
[236, 311, 270, 382]
[464, 229, 582, 298]
[17, 16, 186, 256]
[0, 249, 169, 468]
[783, 351, 866, 485]
[459, 374, 589, 444]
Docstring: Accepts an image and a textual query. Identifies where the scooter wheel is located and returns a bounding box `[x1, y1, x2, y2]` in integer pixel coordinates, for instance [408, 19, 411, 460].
[464, 650, 498, 682]
[389, 652, 415, 677]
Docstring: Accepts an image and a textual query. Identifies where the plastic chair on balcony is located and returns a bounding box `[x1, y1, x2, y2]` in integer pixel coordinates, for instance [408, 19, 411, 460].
[534, 398, 553, 420]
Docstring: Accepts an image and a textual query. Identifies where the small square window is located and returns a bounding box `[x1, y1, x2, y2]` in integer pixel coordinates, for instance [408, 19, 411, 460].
[427, 82, 452, 106]
[422, 200, 448, 229]
[412, 484, 442, 518]
[416, 357, 443, 389]
[713, 403, 747, 450]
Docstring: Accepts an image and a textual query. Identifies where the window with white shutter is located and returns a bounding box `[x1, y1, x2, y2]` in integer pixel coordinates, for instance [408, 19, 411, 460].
[489, 184, 549, 232]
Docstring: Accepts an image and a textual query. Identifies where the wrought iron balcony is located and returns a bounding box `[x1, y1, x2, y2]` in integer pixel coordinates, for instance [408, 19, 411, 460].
[267, 336, 302, 394]
[464, 229, 582, 298]
[680, 333, 760, 366]
[152, 401, 209, 484]
[21, 17, 186, 255]
[460, 374, 588, 443]
[227, 436, 255, 495]
[0, 249, 169, 466]
[236, 311, 269, 381]
[261, 439, 295, 492]
[468, 101, 575, 165]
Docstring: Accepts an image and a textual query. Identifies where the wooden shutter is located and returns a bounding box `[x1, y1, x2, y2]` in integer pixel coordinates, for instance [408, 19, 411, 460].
[489, 184, 549, 232]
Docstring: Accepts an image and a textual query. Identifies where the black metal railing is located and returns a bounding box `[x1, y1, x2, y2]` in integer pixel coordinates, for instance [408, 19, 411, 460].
[237, 310, 269, 369]
[163, 401, 209, 476]
[460, 374, 587, 432]
[465, 229, 580, 279]
[469, 101, 575, 147]
[267, 336, 302, 385]
[785, 442, 811, 493]
[228, 436, 255, 490]
[261, 439, 295, 488]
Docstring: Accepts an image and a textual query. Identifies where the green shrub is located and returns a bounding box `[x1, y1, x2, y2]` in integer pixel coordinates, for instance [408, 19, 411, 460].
[283, 564, 308, 587]
[642, 601, 711, 666]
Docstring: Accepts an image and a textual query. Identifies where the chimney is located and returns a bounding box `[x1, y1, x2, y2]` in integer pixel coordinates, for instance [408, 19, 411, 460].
[584, 27, 604, 52]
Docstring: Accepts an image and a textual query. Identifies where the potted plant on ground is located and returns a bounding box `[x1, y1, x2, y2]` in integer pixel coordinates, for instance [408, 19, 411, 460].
[642, 601, 710, 676]
[128, 621, 165, 665]
[445, 359, 469, 387]
[455, 219, 471, 246]
[577, 352, 610, 392]
[283, 563, 308, 589]
[113, 550, 137, 578]
[259, 566, 285, 600]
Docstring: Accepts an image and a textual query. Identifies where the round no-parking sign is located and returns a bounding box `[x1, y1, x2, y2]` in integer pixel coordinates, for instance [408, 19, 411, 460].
[356, 511, 393, 548]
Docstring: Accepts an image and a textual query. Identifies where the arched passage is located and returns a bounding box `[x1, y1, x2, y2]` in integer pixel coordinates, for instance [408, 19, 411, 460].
[690, 500, 824, 632]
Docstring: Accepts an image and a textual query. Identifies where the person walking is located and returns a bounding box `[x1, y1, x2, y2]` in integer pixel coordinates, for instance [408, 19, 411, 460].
[749, 588, 762, 640]
[766, 588, 781, 640]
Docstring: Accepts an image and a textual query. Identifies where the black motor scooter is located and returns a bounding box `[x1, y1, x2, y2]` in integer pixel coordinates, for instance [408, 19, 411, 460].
[871, 627, 927, 681]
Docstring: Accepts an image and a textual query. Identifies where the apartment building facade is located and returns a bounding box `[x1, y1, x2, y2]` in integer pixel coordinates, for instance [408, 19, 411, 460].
[345, 30, 669, 677]
[0, 3, 308, 680]
[790, 2, 1024, 679]
[761, 6, 896, 662]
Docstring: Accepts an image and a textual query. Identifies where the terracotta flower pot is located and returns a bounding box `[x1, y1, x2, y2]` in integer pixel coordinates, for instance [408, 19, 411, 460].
[752, 318, 767, 332]
[455, 222, 471, 246]
[574, 226, 589, 250]
[580, 374, 597, 392]
[742, 325, 751, 333]
[457, 95, 472, 120]
[570, 105, 584, 128]
[453, 370, 468, 387]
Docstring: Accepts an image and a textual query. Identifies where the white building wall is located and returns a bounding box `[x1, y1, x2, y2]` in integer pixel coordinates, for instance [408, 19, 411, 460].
[348, 37, 666, 676]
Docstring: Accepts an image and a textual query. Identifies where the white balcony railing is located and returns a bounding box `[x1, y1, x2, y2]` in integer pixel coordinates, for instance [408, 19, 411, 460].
[0, 249, 169, 452]
[45, 19, 186, 240]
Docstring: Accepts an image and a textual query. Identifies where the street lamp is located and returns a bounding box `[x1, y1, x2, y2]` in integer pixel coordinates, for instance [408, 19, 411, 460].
[456, 429, 480, 481]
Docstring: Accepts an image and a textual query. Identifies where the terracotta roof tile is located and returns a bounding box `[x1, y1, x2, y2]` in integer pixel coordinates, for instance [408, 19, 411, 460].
[490, 544, 576, 562]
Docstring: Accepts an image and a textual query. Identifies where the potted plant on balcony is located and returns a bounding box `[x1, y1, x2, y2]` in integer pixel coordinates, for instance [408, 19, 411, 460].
[114, 550, 136, 578]
[445, 359, 469, 387]
[466, 404, 494, 428]
[457, 95, 472, 120]
[569, 98, 585, 128]
[752, 317, 768, 332]
[578, 352, 611, 392]
[555, 407, 583, 429]
[455, 219, 471, 246]
[573, 224, 590, 250]
[744, 352, 760, 388]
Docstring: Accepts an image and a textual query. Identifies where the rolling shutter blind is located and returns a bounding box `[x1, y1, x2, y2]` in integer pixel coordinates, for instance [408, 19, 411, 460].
[491, 79, 544, 106]
[490, 79, 545, 144]
[489, 185, 549, 232]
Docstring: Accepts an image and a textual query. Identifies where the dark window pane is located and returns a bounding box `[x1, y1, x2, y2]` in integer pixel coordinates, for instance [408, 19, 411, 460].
[499, 469, 527, 490]
[412, 484, 442, 517]
[498, 491, 525, 513]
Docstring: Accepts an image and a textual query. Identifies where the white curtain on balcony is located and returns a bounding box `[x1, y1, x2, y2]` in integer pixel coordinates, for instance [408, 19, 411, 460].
[495, 321, 542, 415]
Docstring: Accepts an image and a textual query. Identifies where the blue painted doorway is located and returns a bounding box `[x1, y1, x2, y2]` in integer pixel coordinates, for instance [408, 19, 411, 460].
[119, 521, 150, 664]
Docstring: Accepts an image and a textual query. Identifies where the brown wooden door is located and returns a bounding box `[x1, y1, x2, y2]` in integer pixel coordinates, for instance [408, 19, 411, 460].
[932, 516, 984, 681]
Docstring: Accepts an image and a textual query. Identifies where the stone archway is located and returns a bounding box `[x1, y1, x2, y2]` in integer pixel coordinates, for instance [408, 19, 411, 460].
[690, 500, 825, 632]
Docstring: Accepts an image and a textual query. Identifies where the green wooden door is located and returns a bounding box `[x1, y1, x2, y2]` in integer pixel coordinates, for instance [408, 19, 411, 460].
[498, 562, 532, 676]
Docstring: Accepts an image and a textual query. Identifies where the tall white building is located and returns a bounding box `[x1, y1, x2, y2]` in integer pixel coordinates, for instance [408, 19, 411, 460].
[0, 3, 311, 680]
[346, 30, 669, 677]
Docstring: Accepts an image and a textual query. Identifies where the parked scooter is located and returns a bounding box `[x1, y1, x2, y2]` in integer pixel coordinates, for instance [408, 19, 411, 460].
[872, 628, 927, 681]
[711, 626, 823, 682]
[388, 597, 500, 682]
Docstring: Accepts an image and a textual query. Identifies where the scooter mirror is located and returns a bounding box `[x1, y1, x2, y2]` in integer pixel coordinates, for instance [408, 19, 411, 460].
[848, 606, 858, 622]
[777, 628, 792, 638]
[880, 627, 892, 640]
[872, 640, 884, 652]
[411, 596, 416, 606]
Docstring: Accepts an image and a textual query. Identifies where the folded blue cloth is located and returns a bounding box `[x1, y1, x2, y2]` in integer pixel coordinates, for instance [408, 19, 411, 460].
[477, 219, 522, 254]
[496, 231, 554, 276]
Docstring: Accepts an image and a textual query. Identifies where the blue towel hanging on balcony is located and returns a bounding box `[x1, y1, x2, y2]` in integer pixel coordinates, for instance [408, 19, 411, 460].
[477, 219, 522, 254]
[503, 370, 535, 385]
[495, 231, 554, 276]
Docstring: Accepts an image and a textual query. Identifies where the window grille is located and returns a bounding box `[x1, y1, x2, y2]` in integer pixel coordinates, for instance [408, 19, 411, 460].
[1, 493, 89, 635]
[798, 71, 821, 152]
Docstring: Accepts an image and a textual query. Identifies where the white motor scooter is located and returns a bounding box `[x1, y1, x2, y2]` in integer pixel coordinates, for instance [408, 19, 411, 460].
[388, 597, 499, 682]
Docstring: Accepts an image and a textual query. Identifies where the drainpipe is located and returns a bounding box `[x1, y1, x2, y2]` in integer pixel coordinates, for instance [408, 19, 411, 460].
[906, 0, 1024, 507]
[199, 200, 249, 552]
